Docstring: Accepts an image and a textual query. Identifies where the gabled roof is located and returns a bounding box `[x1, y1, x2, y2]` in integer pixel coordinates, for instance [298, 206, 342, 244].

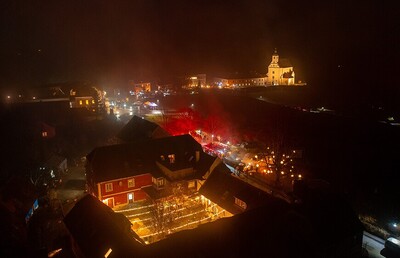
[199, 163, 276, 214]
[87, 134, 211, 183]
[117, 115, 170, 142]
[282, 71, 294, 78]
[87, 143, 157, 183]
[66, 185, 364, 258]
[64, 194, 145, 258]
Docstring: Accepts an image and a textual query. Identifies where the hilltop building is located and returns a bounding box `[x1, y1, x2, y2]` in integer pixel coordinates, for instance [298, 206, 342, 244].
[266, 48, 295, 85]
[182, 74, 207, 89]
[213, 49, 297, 88]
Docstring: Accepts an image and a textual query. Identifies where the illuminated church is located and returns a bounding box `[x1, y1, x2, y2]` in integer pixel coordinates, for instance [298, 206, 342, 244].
[266, 48, 295, 85]
[213, 48, 296, 88]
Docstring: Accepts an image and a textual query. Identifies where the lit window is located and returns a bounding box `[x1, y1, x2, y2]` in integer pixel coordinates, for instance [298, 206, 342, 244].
[188, 180, 195, 188]
[104, 248, 112, 258]
[92, 99, 95, 104]
[85, 100, 89, 105]
[168, 154, 175, 164]
[234, 197, 247, 210]
[128, 179, 135, 188]
[105, 183, 113, 192]
[79, 100, 83, 105]
[42, 131, 48, 137]
[157, 178, 165, 187]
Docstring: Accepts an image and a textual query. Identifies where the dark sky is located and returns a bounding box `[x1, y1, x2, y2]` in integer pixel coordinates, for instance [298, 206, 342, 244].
[0, 0, 397, 93]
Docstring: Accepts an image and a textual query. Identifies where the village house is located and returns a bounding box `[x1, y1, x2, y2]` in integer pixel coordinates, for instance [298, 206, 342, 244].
[85, 134, 220, 208]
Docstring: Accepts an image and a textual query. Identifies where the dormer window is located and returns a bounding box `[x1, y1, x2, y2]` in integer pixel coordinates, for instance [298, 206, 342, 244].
[234, 197, 247, 210]
[158, 178, 165, 187]
[168, 154, 175, 164]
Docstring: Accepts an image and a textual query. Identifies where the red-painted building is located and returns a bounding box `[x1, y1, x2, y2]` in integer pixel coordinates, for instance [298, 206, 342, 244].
[97, 174, 152, 207]
[86, 134, 219, 208]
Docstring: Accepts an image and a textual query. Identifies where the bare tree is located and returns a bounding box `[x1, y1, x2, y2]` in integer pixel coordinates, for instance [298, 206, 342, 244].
[149, 181, 187, 241]
[263, 116, 292, 188]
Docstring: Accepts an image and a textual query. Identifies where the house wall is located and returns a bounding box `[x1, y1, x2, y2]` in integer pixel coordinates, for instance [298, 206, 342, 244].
[98, 173, 152, 207]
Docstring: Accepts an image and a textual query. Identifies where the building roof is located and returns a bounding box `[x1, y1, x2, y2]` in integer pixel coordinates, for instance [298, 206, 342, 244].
[87, 134, 212, 183]
[117, 115, 170, 142]
[199, 163, 277, 214]
[87, 143, 157, 183]
[64, 194, 145, 258]
[282, 71, 294, 78]
[66, 184, 364, 258]
[141, 185, 172, 200]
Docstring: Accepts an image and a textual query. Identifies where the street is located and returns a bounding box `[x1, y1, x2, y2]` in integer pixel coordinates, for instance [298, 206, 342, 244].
[363, 231, 385, 258]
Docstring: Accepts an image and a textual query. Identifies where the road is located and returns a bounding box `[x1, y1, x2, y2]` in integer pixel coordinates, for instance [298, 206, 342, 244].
[363, 231, 385, 258]
[55, 164, 87, 216]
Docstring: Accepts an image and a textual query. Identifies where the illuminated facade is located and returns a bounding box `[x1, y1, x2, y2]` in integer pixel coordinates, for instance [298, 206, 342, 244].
[69, 96, 96, 109]
[213, 76, 266, 89]
[97, 175, 152, 208]
[130, 81, 151, 94]
[266, 49, 295, 85]
[183, 74, 206, 89]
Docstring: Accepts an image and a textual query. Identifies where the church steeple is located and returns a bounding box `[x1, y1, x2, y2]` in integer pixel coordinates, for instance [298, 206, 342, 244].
[271, 48, 279, 64]
[269, 48, 279, 68]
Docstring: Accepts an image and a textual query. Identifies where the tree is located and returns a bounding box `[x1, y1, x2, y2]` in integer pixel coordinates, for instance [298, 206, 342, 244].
[262, 116, 293, 188]
[149, 182, 186, 242]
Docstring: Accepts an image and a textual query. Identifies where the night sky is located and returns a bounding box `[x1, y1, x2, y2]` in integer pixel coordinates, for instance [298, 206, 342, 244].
[0, 0, 397, 94]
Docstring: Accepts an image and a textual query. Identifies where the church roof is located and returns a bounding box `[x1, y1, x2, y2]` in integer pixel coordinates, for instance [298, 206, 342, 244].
[278, 58, 293, 68]
[282, 71, 294, 78]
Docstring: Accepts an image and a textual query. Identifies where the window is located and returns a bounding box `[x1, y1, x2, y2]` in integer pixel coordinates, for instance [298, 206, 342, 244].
[105, 183, 113, 192]
[42, 131, 48, 137]
[79, 100, 83, 105]
[168, 154, 175, 164]
[188, 180, 195, 188]
[85, 100, 89, 105]
[234, 197, 247, 210]
[157, 178, 165, 187]
[128, 179, 135, 188]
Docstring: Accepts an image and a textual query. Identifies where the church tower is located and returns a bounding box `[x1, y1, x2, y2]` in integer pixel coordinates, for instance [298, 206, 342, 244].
[269, 48, 280, 68]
